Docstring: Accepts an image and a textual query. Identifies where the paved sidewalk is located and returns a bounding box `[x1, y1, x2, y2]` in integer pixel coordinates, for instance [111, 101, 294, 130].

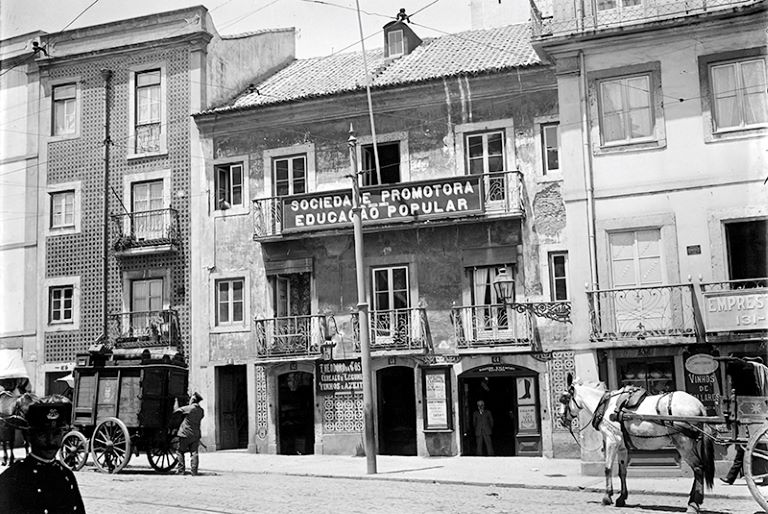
[194, 451, 754, 501]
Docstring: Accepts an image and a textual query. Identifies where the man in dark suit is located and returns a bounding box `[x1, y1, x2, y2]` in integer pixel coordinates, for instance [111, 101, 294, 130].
[0, 394, 85, 513]
[473, 400, 494, 456]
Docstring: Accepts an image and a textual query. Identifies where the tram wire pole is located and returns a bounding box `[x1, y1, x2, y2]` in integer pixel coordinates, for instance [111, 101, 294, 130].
[348, 125, 377, 474]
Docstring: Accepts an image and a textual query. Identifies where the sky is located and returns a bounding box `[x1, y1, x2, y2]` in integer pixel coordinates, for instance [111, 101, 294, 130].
[1, 0, 481, 58]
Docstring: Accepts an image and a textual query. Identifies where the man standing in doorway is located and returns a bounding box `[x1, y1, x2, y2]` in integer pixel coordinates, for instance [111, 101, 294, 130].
[174, 392, 204, 475]
[473, 400, 494, 456]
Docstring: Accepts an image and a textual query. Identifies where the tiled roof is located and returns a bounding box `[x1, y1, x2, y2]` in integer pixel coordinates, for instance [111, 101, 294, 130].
[214, 23, 540, 113]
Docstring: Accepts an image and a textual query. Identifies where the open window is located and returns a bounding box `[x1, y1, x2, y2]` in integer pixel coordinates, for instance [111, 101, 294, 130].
[361, 142, 400, 186]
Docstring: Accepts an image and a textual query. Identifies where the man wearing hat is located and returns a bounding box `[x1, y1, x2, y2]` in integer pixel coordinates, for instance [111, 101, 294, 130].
[173, 392, 204, 475]
[0, 394, 85, 513]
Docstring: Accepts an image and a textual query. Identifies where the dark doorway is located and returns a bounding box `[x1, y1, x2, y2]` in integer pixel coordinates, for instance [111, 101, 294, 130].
[377, 366, 416, 455]
[45, 371, 73, 400]
[460, 376, 518, 456]
[217, 365, 248, 450]
[277, 371, 315, 455]
[362, 142, 400, 185]
[726, 220, 767, 280]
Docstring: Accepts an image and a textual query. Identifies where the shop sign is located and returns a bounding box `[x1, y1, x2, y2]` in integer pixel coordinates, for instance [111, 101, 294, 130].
[517, 405, 538, 433]
[282, 176, 483, 232]
[316, 359, 362, 393]
[423, 368, 452, 430]
[683, 352, 720, 416]
[473, 364, 520, 375]
[703, 290, 768, 332]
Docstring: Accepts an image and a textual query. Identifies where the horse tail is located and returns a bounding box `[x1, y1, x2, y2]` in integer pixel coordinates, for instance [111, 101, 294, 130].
[696, 425, 715, 490]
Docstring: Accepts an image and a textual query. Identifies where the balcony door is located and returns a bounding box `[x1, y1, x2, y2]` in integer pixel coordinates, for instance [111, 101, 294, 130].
[132, 180, 164, 241]
[608, 229, 666, 335]
[131, 278, 163, 336]
[470, 266, 516, 341]
[371, 266, 410, 344]
[270, 273, 312, 353]
[466, 131, 506, 210]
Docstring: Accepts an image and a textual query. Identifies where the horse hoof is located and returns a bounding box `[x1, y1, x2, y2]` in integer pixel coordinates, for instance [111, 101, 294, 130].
[686, 504, 700, 514]
[602, 496, 613, 506]
[616, 498, 626, 508]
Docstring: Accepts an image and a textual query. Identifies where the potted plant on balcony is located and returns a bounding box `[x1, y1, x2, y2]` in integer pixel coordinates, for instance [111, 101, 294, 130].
[148, 315, 165, 343]
[113, 233, 136, 252]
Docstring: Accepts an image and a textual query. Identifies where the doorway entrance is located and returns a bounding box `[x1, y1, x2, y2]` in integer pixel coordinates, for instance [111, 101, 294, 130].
[216, 365, 248, 450]
[459, 366, 541, 457]
[277, 371, 315, 455]
[376, 366, 416, 455]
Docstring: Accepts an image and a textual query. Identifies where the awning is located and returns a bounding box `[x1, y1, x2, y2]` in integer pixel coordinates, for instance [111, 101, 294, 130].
[0, 349, 29, 380]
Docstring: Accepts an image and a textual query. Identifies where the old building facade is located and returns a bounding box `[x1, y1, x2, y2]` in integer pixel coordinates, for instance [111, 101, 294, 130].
[193, 21, 575, 457]
[28, 7, 294, 395]
[532, 0, 767, 474]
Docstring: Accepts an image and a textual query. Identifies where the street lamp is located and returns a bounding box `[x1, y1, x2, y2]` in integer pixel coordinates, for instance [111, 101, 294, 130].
[348, 125, 377, 474]
[492, 267, 516, 305]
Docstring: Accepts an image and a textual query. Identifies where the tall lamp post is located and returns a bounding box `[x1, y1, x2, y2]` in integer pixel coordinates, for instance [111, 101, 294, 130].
[348, 125, 377, 474]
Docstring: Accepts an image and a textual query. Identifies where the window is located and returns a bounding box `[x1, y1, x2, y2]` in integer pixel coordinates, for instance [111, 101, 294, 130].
[541, 123, 560, 174]
[216, 279, 244, 325]
[131, 181, 164, 240]
[50, 190, 75, 229]
[49, 286, 74, 324]
[387, 29, 404, 57]
[468, 265, 518, 339]
[466, 131, 505, 175]
[135, 69, 162, 154]
[361, 142, 400, 185]
[597, 0, 641, 11]
[273, 155, 306, 196]
[215, 163, 244, 209]
[725, 220, 767, 280]
[371, 266, 410, 340]
[52, 84, 77, 136]
[548, 252, 568, 301]
[710, 58, 767, 131]
[599, 74, 653, 144]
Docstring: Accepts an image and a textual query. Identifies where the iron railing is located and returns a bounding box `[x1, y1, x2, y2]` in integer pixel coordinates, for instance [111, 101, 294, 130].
[254, 314, 332, 358]
[253, 171, 524, 238]
[531, 0, 759, 38]
[108, 309, 180, 348]
[352, 307, 431, 352]
[701, 277, 768, 292]
[451, 304, 533, 348]
[587, 283, 697, 341]
[111, 208, 180, 251]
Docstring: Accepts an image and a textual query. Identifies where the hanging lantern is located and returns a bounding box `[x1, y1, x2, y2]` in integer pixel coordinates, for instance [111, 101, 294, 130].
[492, 267, 516, 305]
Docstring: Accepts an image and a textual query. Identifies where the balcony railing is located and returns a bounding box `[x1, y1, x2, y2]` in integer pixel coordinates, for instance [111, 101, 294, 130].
[352, 307, 431, 352]
[108, 309, 180, 348]
[587, 283, 697, 341]
[253, 171, 524, 239]
[531, 0, 758, 38]
[451, 304, 533, 348]
[111, 208, 180, 255]
[701, 277, 768, 292]
[254, 314, 331, 358]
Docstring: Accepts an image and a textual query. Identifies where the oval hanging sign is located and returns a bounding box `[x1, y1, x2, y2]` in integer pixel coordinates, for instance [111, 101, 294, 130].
[685, 354, 718, 375]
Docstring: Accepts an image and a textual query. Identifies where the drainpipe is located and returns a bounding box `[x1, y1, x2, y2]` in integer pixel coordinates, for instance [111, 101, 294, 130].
[101, 69, 113, 342]
[578, 51, 598, 292]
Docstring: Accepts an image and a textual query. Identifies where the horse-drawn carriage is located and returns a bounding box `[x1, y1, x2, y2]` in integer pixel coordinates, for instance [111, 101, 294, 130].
[58, 344, 188, 474]
[559, 355, 768, 513]
[0, 348, 31, 465]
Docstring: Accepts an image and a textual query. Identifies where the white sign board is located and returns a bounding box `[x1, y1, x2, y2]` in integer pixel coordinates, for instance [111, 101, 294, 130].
[703, 290, 768, 332]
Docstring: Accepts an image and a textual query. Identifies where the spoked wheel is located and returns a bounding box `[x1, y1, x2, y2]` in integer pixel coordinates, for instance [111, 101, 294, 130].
[90, 417, 132, 473]
[745, 422, 768, 513]
[147, 437, 178, 472]
[59, 430, 89, 471]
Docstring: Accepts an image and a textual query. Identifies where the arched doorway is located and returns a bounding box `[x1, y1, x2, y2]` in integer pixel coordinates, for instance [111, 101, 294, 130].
[459, 364, 541, 457]
[277, 371, 315, 455]
[376, 366, 416, 455]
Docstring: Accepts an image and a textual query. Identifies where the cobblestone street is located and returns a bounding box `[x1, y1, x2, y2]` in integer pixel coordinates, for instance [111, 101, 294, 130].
[74, 469, 758, 514]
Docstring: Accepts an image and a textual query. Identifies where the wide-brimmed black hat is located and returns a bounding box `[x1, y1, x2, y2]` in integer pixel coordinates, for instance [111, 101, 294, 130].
[191, 392, 203, 404]
[2, 394, 71, 431]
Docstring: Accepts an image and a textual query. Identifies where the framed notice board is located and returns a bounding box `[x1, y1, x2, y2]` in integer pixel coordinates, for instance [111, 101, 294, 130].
[422, 368, 452, 430]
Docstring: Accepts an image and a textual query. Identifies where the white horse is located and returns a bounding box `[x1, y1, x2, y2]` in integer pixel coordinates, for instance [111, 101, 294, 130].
[558, 374, 714, 513]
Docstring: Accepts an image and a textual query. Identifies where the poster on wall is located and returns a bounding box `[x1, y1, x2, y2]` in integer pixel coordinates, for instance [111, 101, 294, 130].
[683, 350, 720, 416]
[423, 368, 452, 430]
[517, 405, 538, 433]
[516, 377, 536, 406]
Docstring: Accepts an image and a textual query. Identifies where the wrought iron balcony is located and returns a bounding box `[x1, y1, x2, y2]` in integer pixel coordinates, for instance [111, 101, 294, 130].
[701, 277, 768, 292]
[451, 304, 533, 349]
[531, 0, 757, 38]
[253, 171, 524, 240]
[108, 309, 180, 348]
[587, 283, 697, 342]
[110, 208, 180, 256]
[352, 307, 431, 353]
[254, 314, 332, 359]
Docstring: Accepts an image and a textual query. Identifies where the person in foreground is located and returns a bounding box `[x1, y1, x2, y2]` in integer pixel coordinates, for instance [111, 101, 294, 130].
[174, 391, 204, 475]
[0, 394, 85, 513]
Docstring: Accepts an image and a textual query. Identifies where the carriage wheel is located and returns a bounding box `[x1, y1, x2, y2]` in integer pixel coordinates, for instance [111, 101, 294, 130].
[147, 437, 178, 472]
[745, 422, 768, 512]
[59, 430, 88, 471]
[90, 417, 132, 474]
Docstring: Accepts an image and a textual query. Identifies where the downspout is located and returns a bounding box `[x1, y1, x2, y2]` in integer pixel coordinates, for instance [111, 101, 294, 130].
[101, 69, 113, 342]
[578, 52, 598, 291]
